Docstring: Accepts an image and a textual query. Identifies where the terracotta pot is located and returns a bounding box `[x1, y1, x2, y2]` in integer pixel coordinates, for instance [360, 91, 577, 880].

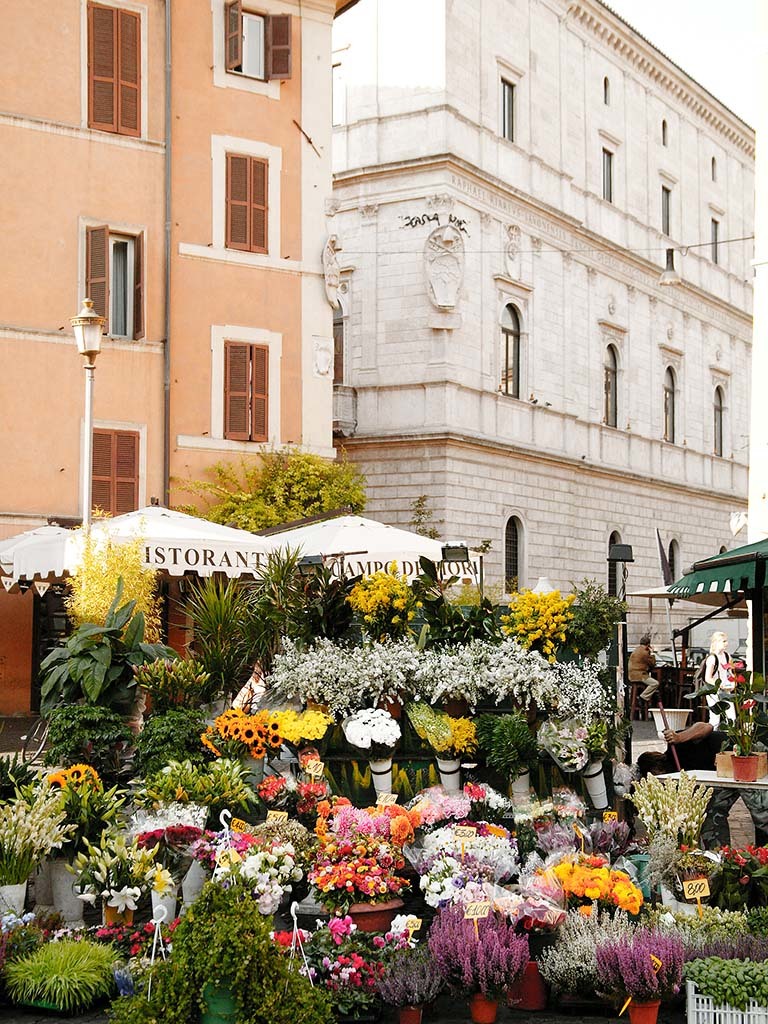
[469, 992, 499, 1024]
[398, 1007, 423, 1024]
[104, 905, 135, 926]
[347, 897, 403, 932]
[733, 754, 759, 782]
[627, 999, 661, 1024]
[507, 961, 547, 1011]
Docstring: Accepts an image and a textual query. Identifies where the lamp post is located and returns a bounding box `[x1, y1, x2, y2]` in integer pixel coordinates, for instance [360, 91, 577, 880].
[607, 543, 634, 762]
[70, 299, 105, 530]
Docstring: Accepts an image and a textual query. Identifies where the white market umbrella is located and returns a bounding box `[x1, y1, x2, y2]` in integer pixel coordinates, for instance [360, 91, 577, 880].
[0, 506, 275, 581]
[266, 514, 478, 581]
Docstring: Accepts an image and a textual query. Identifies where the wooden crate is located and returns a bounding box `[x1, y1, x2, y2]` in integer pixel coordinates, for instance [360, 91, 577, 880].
[715, 751, 768, 779]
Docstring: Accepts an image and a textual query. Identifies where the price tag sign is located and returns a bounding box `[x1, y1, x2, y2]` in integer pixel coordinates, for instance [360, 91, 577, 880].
[376, 792, 399, 806]
[454, 825, 478, 839]
[682, 878, 710, 900]
[266, 810, 289, 824]
[603, 811, 619, 823]
[463, 901, 491, 920]
[230, 817, 249, 833]
[305, 759, 325, 778]
[573, 822, 586, 854]
[650, 954, 663, 973]
[216, 848, 242, 868]
[404, 916, 422, 933]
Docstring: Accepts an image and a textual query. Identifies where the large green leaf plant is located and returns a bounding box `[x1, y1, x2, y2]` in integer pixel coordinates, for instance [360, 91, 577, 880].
[40, 579, 175, 713]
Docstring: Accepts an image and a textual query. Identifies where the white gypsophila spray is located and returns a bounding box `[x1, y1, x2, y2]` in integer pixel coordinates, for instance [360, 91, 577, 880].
[536, 660, 614, 723]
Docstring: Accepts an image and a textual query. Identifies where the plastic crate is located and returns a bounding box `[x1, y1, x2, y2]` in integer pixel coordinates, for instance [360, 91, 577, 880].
[686, 981, 768, 1024]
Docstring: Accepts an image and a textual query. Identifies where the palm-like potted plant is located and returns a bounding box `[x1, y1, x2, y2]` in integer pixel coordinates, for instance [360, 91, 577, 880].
[476, 713, 538, 802]
[378, 947, 444, 1024]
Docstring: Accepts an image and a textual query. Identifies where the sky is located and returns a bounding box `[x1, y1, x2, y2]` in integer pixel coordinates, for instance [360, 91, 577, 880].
[603, 0, 758, 126]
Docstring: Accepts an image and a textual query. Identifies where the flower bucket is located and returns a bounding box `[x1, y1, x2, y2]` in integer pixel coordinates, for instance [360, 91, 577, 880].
[660, 884, 696, 917]
[152, 884, 178, 923]
[49, 859, 84, 926]
[627, 854, 651, 901]
[508, 961, 547, 1011]
[242, 754, 265, 787]
[34, 859, 53, 906]
[469, 992, 499, 1024]
[650, 708, 691, 739]
[182, 860, 209, 908]
[369, 757, 393, 795]
[733, 754, 759, 783]
[436, 757, 461, 793]
[348, 897, 403, 932]
[582, 760, 608, 809]
[398, 1007, 423, 1024]
[0, 882, 26, 916]
[627, 999, 661, 1024]
[201, 983, 238, 1024]
[511, 770, 531, 804]
[104, 905, 134, 926]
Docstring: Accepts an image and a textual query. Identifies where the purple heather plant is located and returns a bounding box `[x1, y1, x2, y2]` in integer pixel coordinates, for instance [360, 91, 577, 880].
[685, 935, 768, 962]
[428, 906, 529, 999]
[377, 947, 444, 1008]
[596, 929, 684, 1003]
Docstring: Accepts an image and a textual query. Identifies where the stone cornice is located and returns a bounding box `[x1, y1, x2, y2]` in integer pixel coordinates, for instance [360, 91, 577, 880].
[566, 0, 754, 157]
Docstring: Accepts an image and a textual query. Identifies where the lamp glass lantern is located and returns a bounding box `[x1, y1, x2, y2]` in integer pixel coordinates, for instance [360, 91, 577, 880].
[441, 543, 469, 562]
[70, 298, 105, 362]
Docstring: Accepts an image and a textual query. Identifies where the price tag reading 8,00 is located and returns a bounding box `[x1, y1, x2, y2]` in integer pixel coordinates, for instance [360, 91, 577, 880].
[682, 877, 711, 900]
[463, 901, 491, 920]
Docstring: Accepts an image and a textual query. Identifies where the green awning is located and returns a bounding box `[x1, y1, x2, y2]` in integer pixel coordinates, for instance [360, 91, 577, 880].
[669, 537, 768, 598]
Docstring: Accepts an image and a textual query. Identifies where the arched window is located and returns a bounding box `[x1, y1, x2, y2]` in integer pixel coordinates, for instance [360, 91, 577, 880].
[668, 539, 680, 582]
[711, 156, 717, 182]
[500, 304, 521, 399]
[713, 386, 724, 457]
[603, 76, 610, 105]
[663, 367, 676, 443]
[504, 516, 523, 591]
[661, 119, 668, 146]
[719, 545, 728, 555]
[603, 345, 618, 427]
[333, 305, 345, 385]
[607, 530, 621, 596]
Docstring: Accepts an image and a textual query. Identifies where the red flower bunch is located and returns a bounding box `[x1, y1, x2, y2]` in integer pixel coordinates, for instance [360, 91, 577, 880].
[297, 780, 331, 820]
[91, 918, 179, 959]
[135, 825, 203, 875]
[257, 775, 292, 807]
[309, 833, 409, 914]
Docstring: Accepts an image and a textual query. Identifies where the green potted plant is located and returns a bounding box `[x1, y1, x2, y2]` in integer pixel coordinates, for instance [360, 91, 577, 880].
[0, 786, 70, 916]
[378, 947, 444, 1024]
[133, 708, 213, 777]
[111, 882, 332, 1024]
[5, 939, 116, 1014]
[44, 704, 132, 784]
[133, 657, 213, 713]
[136, 759, 255, 827]
[567, 579, 627, 659]
[685, 956, 768, 1016]
[476, 713, 538, 802]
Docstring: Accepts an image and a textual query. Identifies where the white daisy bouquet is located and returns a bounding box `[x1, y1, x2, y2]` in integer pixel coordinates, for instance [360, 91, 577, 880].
[214, 840, 303, 915]
[342, 707, 401, 757]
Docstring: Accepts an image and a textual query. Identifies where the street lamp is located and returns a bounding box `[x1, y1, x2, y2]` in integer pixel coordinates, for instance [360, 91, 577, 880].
[70, 298, 105, 529]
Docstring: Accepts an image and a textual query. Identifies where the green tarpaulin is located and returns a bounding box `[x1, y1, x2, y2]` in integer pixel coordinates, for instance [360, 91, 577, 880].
[669, 537, 768, 597]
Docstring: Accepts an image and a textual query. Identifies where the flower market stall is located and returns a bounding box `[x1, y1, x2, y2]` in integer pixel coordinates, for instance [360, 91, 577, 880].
[3, 559, 768, 1023]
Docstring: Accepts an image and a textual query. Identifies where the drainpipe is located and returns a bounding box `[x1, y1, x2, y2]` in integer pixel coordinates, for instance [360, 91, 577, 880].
[163, 0, 172, 507]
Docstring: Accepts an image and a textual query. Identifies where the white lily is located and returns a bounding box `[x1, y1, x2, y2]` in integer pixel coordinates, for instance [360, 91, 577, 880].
[107, 886, 141, 912]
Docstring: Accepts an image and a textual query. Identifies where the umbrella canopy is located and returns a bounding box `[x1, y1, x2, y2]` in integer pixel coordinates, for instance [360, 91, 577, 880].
[627, 584, 747, 610]
[0, 507, 274, 580]
[668, 537, 768, 599]
[265, 515, 479, 581]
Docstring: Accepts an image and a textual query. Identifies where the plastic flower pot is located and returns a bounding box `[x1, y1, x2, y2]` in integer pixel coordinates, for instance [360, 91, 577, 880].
[0, 882, 26, 916]
[508, 961, 547, 1011]
[369, 756, 393, 795]
[733, 754, 759, 783]
[468, 992, 499, 1023]
[182, 860, 209, 907]
[348, 897, 403, 932]
[436, 757, 461, 793]
[627, 999, 661, 1024]
[103, 905, 134, 926]
[49, 859, 84, 926]
[398, 1007, 423, 1024]
[201, 983, 237, 1024]
[511, 770, 531, 804]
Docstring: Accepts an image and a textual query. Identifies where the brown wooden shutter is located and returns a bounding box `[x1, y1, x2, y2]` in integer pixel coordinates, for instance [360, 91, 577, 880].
[226, 154, 250, 251]
[251, 346, 269, 441]
[224, 343, 251, 440]
[266, 15, 292, 80]
[225, 0, 243, 71]
[133, 231, 144, 339]
[114, 431, 139, 513]
[250, 159, 268, 254]
[88, 3, 118, 131]
[118, 9, 141, 136]
[92, 430, 114, 514]
[86, 225, 110, 333]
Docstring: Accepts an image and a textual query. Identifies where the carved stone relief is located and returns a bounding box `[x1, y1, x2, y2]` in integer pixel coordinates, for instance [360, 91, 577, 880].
[424, 224, 465, 311]
[313, 336, 333, 377]
[322, 234, 342, 309]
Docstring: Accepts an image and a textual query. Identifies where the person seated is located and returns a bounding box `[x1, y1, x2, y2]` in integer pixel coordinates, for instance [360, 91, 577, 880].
[628, 633, 658, 702]
[636, 722, 768, 849]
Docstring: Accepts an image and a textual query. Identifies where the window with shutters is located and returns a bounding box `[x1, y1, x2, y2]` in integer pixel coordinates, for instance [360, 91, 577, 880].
[225, 154, 268, 254]
[91, 429, 140, 516]
[225, 1, 292, 81]
[85, 225, 144, 339]
[87, 3, 141, 137]
[224, 342, 269, 442]
[333, 307, 345, 386]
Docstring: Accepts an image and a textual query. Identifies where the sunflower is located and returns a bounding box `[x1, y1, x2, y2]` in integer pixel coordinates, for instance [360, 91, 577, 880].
[47, 771, 68, 789]
[66, 764, 100, 786]
[250, 743, 266, 758]
[241, 726, 257, 742]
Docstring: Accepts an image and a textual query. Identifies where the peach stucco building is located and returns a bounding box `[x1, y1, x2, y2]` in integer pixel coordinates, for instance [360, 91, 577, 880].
[0, 0, 351, 712]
